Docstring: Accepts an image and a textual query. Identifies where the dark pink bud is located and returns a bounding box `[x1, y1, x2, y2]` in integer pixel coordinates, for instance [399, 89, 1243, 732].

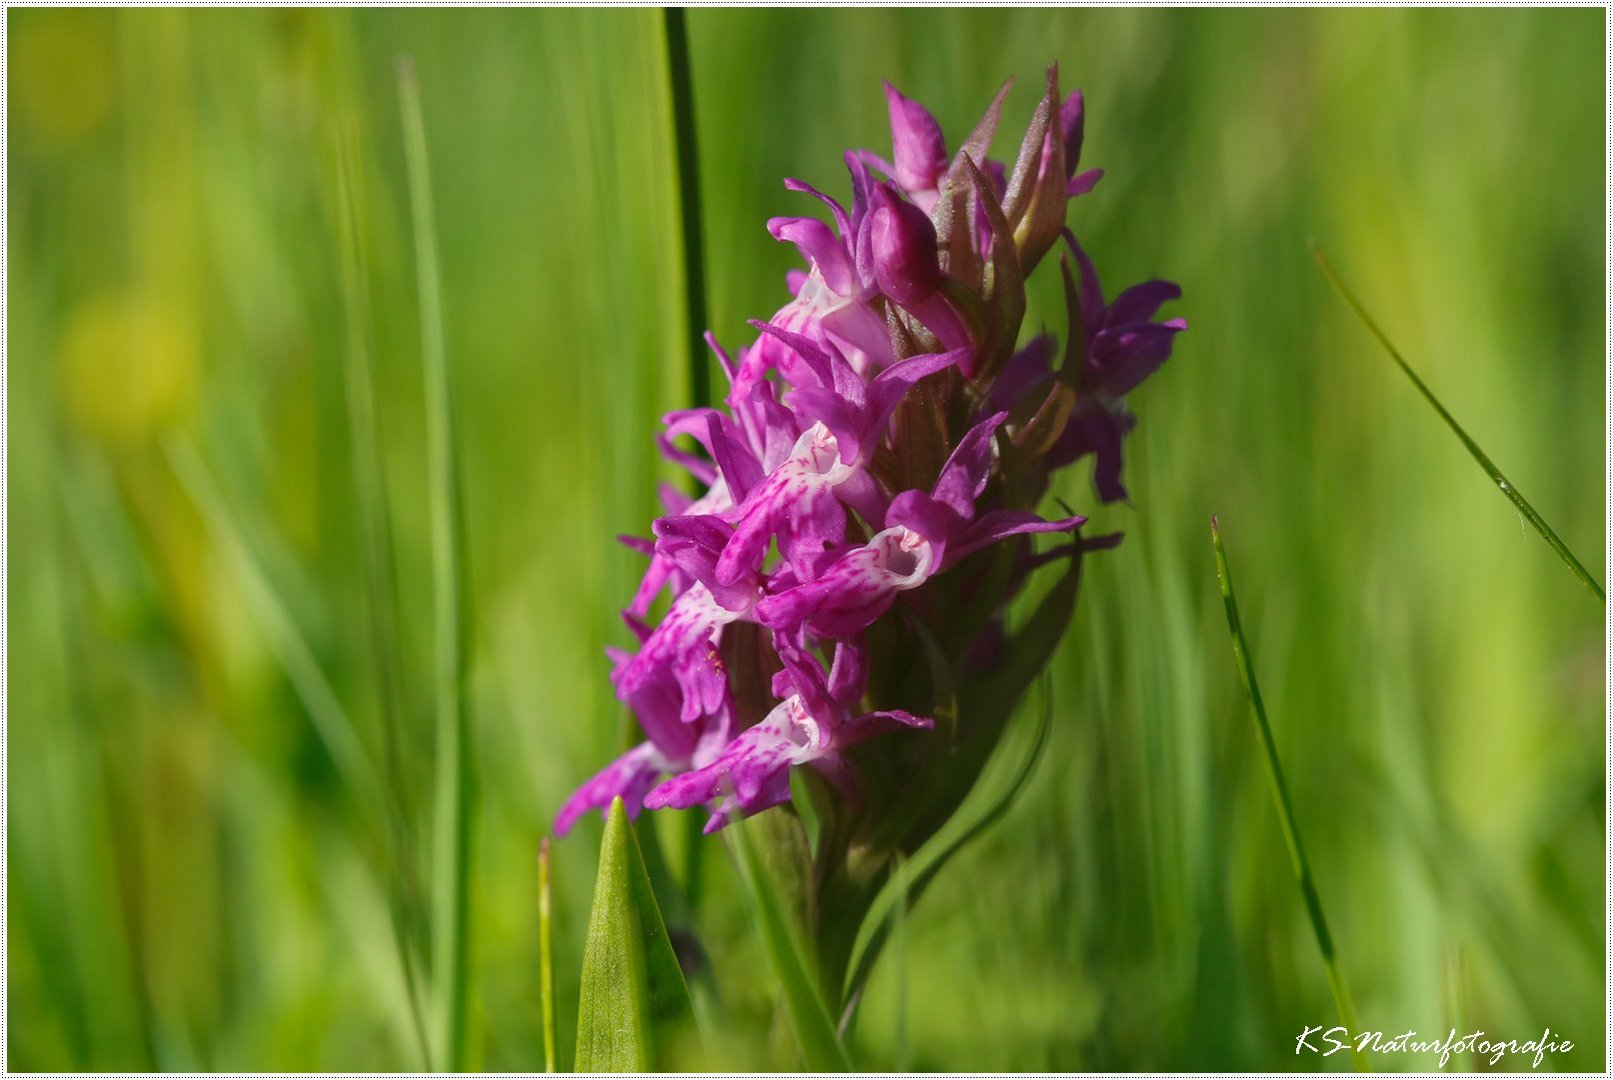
[869, 186, 943, 305]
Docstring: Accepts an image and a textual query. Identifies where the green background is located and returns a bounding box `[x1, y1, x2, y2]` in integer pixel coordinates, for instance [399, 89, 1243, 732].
[7, 7, 1604, 1071]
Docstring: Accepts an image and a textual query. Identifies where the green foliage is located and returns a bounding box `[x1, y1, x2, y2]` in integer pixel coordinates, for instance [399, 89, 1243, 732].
[575, 799, 696, 1071]
[730, 810, 853, 1071]
[397, 56, 475, 1073]
[844, 676, 1054, 1011]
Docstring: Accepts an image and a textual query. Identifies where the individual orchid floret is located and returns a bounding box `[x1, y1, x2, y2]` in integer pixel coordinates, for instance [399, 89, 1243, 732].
[643, 638, 932, 832]
[613, 581, 755, 723]
[623, 476, 733, 620]
[756, 413, 1085, 637]
[554, 661, 734, 836]
[1046, 232, 1186, 502]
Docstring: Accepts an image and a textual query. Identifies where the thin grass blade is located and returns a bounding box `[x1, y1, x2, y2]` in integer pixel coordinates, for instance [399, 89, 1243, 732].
[661, 6, 710, 411]
[1310, 242, 1603, 602]
[398, 56, 474, 1072]
[335, 118, 431, 1070]
[165, 437, 382, 823]
[1211, 516, 1363, 1070]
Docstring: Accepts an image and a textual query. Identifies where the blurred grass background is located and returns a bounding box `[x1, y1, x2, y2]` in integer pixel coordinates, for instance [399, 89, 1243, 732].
[7, 7, 1604, 1071]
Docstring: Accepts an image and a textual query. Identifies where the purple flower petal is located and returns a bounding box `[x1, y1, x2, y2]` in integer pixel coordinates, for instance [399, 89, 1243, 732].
[768, 215, 855, 295]
[883, 81, 948, 196]
[554, 743, 668, 837]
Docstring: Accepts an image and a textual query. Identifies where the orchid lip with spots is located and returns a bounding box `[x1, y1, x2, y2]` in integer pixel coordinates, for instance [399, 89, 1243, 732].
[557, 65, 1185, 845]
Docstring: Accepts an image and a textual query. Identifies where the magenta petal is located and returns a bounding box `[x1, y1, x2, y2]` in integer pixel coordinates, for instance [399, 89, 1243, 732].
[1060, 89, 1087, 176]
[862, 348, 968, 451]
[1107, 279, 1183, 328]
[885, 489, 957, 549]
[844, 708, 935, 744]
[706, 414, 764, 502]
[554, 743, 667, 837]
[716, 448, 847, 587]
[644, 700, 806, 818]
[756, 528, 937, 639]
[1068, 168, 1104, 197]
[883, 81, 948, 195]
[768, 215, 854, 295]
[931, 411, 1008, 518]
[947, 509, 1085, 565]
[783, 175, 853, 239]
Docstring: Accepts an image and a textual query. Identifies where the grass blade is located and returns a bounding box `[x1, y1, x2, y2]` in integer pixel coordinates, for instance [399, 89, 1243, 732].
[1211, 516, 1363, 1069]
[538, 838, 557, 1074]
[335, 119, 431, 1070]
[661, 6, 710, 411]
[575, 800, 696, 1071]
[166, 437, 382, 821]
[730, 811, 853, 1071]
[1310, 242, 1603, 602]
[398, 57, 474, 1072]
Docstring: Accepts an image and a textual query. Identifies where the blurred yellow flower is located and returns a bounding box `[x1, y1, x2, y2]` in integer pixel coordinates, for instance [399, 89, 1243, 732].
[57, 293, 200, 445]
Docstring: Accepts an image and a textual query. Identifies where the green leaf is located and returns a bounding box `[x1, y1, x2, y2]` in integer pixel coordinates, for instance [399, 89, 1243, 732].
[842, 676, 1053, 1011]
[730, 809, 852, 1071]
[575, 798, 696, 1072]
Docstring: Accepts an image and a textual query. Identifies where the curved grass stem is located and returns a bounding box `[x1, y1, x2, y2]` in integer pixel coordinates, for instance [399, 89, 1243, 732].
[1310, 243, 1603, 603]
[1211, 517, 1364, 1071]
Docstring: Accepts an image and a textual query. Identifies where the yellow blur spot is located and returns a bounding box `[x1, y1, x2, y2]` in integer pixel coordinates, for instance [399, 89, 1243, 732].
[57, 294, 200, 445]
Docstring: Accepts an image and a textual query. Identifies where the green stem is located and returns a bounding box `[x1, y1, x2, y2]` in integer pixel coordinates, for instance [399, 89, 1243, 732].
[1310, 243, 1603, 603]
[538, 838, 556, 1074]
[1211, 517, 1364, 1071]
[398, 57, 473, 1072]
[662, 6, 710, 411]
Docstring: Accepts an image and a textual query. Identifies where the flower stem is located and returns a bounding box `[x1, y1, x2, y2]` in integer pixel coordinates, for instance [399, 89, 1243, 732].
[1211, 517, 1364, 1071]
[538, 838, 556, 1073]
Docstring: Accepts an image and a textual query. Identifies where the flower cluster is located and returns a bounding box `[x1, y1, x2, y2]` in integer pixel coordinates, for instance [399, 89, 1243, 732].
[557, 68, 1184, 838]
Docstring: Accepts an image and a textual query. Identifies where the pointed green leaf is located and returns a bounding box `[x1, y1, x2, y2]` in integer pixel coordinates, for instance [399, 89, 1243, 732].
[575, 799, 696, 1072]
[731, 809, 852, 1071]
